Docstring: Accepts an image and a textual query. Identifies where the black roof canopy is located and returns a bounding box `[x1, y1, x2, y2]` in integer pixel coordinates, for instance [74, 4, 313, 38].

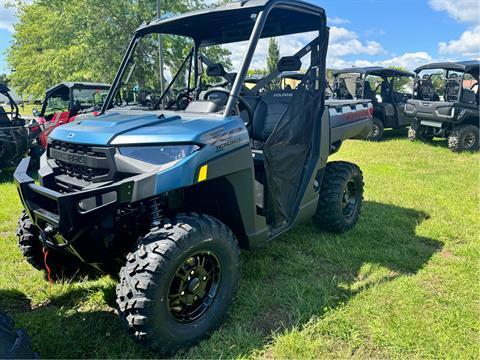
[332, 66, 414, 78]
[414, 60, 479, 76]
[46, 82, 111, 95]
[0, 83, 10, 94]
[136, 0, 326, 46]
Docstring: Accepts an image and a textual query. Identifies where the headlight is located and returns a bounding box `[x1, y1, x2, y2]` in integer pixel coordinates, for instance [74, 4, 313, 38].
[118, 144, 200, 165]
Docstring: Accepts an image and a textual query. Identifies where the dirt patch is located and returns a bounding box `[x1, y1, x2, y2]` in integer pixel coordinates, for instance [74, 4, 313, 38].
[252, 307, 293, 336]
[439, 249, 461, 261]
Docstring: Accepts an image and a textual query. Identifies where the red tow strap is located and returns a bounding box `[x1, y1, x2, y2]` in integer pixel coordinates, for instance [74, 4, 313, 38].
[42, 247, 53, 287]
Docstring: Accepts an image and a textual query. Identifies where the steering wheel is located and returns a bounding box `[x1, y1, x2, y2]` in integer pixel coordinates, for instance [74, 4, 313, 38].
[48, 107, 65, 113]
[202, 87, 254, 126]
[470, 82, 478, 90]
[165, 89, 192, 111]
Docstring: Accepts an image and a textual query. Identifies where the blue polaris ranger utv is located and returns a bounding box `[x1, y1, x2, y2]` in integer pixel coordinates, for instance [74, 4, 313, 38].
[15, 0, 372, 353]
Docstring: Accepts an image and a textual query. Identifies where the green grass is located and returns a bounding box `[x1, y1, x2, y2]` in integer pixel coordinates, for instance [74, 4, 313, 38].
[0, 130, 479, 358]
[17, 104, 38, 118]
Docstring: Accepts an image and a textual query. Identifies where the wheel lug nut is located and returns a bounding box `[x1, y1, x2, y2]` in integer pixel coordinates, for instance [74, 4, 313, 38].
[188, 277, 191, 281]
[181, 291, 185, 296]
[190, 270, 195, 275]
[202, 276, 207, 281]
[194, 295, 198, 301]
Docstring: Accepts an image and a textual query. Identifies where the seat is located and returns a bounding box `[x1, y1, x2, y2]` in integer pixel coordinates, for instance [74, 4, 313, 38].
[250, 89, 295, 149]
[363, 81, 376, 101]
[445, 79, 460, 102]
[334, 78, 353, 99]
[380, 81, 392, 103]
[417, 76, 439, 101]
[0, 106, 12, 127]
[250, 89, 295, 170]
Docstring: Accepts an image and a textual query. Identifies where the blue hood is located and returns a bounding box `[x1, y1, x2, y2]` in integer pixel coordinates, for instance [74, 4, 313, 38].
[49, 110, 233, 146]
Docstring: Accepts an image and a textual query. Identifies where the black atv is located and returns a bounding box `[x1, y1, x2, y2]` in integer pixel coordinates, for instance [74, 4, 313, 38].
[15, 0, 371, 354]
[405, 61, 479, 151]
[332, 67, 414, 140]
[0, 84, 41, 170]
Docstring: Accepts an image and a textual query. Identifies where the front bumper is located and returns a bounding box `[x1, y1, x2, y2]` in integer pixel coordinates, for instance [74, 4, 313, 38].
[15, 157, 134, 242]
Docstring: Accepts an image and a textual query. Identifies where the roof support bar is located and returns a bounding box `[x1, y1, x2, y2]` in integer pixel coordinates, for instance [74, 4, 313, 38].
[223, 10, 268, 117]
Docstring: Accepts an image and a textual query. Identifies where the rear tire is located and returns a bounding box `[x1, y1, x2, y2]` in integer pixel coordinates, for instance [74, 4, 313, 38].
[0, 311, 37, 359]
[448, 124, 479, 152]
[16, 210, 84, 280]
[116, 213, 240, 354]
[314, 161, 364, 233]
[366, 117, 384, 141]
[408, 124, 433, 142]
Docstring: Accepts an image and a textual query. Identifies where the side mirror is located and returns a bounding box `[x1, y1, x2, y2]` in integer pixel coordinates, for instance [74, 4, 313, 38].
[32, 108, 40, 117]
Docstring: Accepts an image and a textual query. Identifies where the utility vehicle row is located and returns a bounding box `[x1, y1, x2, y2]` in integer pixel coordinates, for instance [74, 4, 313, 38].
[331, 61, 479, 151]
[5, 0, 479, 356]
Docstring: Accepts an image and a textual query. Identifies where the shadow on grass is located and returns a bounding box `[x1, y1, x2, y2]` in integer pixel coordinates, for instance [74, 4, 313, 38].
[0, 166, 38, 184]
[380, 127, 408, 141]
[0, 167, 15, 183]
[0, 201, 442, 358]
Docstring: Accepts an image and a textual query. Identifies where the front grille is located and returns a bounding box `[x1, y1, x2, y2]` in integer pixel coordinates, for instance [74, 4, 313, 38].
[50, 140, 107, 158]
[55, 160, 109, 182]
[48, 140, 115, 191]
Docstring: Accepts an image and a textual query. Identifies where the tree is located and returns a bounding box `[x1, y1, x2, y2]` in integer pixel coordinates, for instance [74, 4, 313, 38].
[0, 74, 9, 86]
[6, 0, 230, 97]
[266, 37, 280, 74]
[389, 66, 413, 93]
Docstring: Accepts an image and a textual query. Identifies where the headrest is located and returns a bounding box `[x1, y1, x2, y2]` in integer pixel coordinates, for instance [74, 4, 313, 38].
[206, 63, 226, 77]
[260, 90, 295, 104]
[277, 56, 302, 72]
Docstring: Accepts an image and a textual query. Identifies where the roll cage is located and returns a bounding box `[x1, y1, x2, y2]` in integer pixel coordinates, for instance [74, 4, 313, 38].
[101, 0, 328, 117]
[40, 82, 111, 117]
[412, 61, 479, 103]
[331, 67, 414, 101]
[0, 84, 21, 124]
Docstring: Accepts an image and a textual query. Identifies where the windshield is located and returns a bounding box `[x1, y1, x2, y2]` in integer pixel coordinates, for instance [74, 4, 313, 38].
[72, 88, 109, 109]
[104, 5, 326, 115]
[44, 88, 69, 116]
[111, 36, 189, 111]
[43, 86, 110, 118]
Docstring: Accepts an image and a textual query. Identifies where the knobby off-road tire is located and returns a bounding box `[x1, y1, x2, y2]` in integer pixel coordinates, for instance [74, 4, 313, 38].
[0, 312, 37, 359]
[116, 213, 240, 354]
[408, 124, 433, 142]
[314, 161, 364, 233]
[366, 117, 384, 141]
[448, 124, 479, 152]
[16, 210, 84, 280]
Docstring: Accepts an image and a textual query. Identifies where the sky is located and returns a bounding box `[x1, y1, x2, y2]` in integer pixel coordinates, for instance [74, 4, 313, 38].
[0, 0, 479, 74]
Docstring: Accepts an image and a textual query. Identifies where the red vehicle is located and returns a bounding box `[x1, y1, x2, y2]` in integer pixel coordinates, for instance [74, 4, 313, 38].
[34, 82, 110, 148]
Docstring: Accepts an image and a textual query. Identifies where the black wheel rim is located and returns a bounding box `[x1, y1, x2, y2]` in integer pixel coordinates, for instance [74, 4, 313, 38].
[342, 179, 358, 218]
[463, 132, 476, 148]
[167, 252, 221, 323]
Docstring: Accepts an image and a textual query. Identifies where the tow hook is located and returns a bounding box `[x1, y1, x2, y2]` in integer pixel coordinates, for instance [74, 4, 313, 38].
[39, 225, 57, 286]
[39, 225, 57, 248]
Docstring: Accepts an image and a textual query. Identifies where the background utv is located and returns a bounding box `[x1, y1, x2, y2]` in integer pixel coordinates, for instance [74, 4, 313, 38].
[332, 67, 414, 141]
[15, 0, 372, 354]
[405, 61, 479, 152]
